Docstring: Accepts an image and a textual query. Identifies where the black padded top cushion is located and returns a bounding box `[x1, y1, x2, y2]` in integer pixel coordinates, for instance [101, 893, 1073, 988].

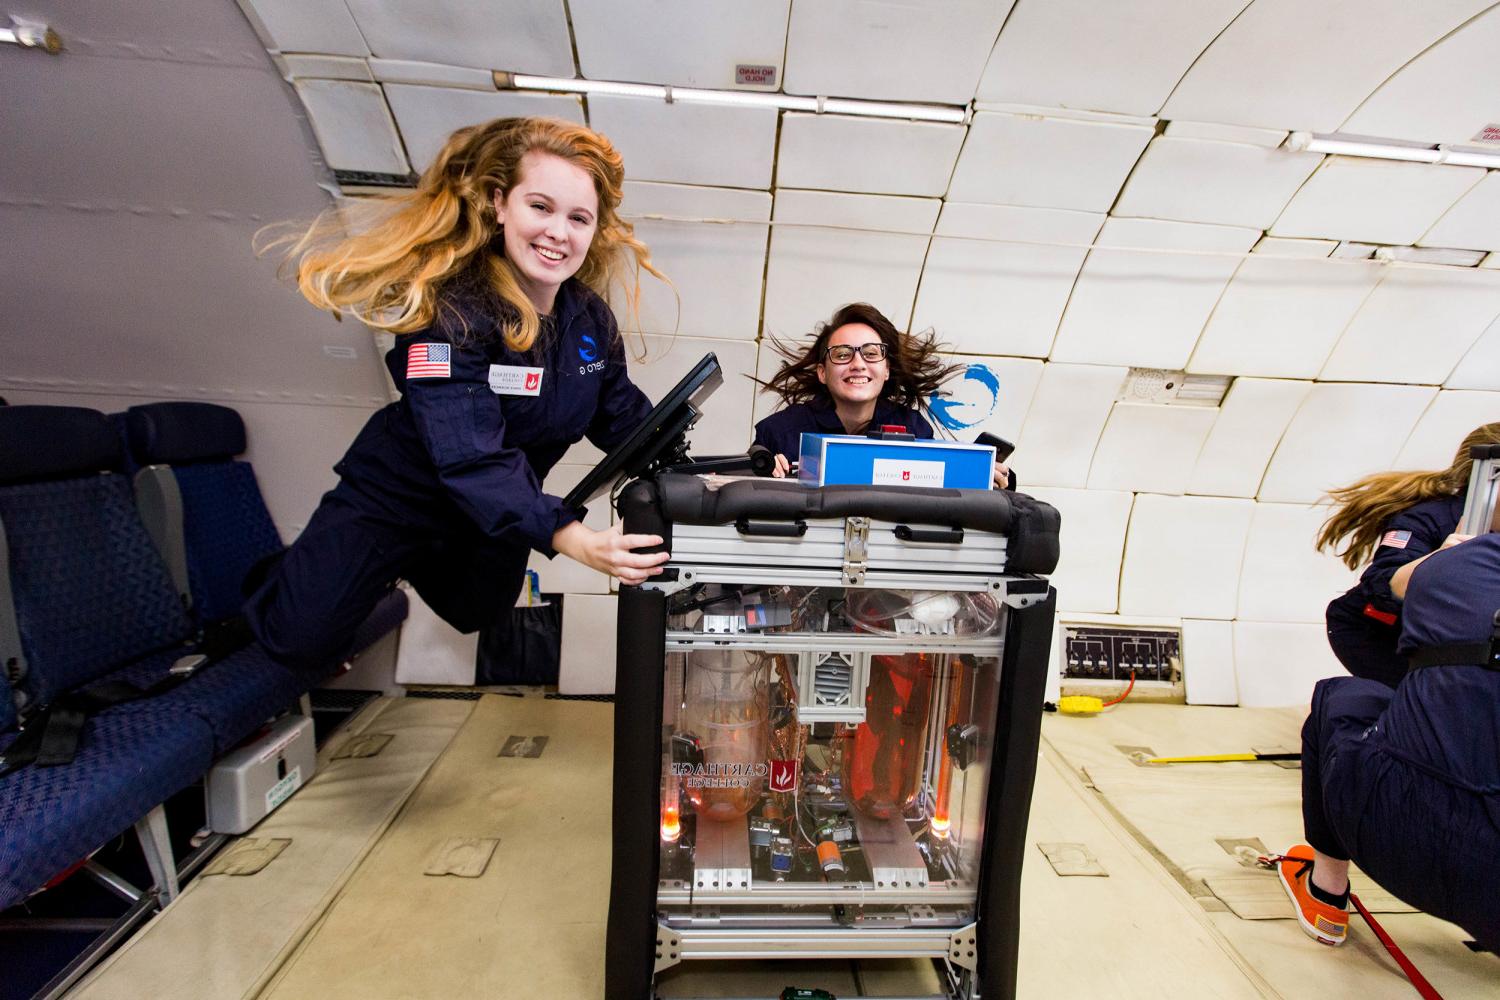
[126, 402, 247, 465]
[0, 406, 121, 484]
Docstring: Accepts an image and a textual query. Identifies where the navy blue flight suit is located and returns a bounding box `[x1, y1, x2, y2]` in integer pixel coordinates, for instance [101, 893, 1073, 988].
[1324, 495, 1464, 688]
[1301, 532, 1500, 952]
[245, 278, 651, 673]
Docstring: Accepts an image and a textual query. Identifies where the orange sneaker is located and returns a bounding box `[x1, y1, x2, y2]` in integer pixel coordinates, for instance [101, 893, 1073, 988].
[1272, 845, 1349, 946]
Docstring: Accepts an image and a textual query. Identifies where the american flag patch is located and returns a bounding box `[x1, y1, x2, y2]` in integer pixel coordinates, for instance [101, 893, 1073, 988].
[1380, 529, 1412, 549]
[406, 342, 450, 379]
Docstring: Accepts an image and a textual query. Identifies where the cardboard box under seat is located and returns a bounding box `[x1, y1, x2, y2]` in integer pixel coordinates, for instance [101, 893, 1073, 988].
[798, 433, 995, 489]
[206, 714, 317, 835]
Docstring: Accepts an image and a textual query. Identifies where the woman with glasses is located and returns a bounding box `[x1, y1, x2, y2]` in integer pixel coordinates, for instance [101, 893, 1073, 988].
[752, 302, 1015, 488]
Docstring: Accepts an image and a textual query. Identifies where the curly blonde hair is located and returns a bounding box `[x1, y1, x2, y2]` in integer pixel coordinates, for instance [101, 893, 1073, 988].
[1316, 422, 1500, 569]
[265, 117, 663, 352]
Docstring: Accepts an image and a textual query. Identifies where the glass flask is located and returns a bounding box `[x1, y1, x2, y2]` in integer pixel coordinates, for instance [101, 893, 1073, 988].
[842, 652, 935, 819]
[682, 649, 769, 821]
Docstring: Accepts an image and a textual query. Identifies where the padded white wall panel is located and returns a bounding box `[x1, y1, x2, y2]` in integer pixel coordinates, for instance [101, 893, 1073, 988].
[1050, 218, 1259, 369]
[1013, 364, 1127, 488]
[1159, 0, 1492, 132]
[1087, 403, 1218, 495]
[1419, 173, 1500, 253]
[777, 115, 965, 198]
[1446, 315, 1500, 390]
[763, 190, 939, 338]
[587, 97, 776, 190]
[911, 204, 1103, 359]
[1394, 390, 1500, 469]
[1341, 6, 1500, 146]
[237, 0, 370, 56]
[619, 183, 770, 342]
[393, 589, 477, 685]
[1259, 383, 1438, 503]
[1113, 135, 1321, 229]
[1187, 244, 1382, 379]
[383, 86, 583, 173]
[974, 0, 1249, 117]
[1320, 267, 1500, 384]
[947, 112, 1154, 213]
[1022, 487, 1133, 614]
[751, 340, 786, 429]
[527, 465, 609, 595]
[927, 356, 1044, 446]
[570, 0, 789, 88]
[1189, 378, 1311, 499]
[342, 0, 574, 76]
[1118, 495, 1255, 619]
[1182, 619, 1238, 706]
[1270, 158, 1486, 247]
[783, 0, 1013, 105]
[1234, 622, 1348, 709]
[559, 594, 619, 694]
[292, 81, 410, 175]
[1238, 503, 1360, 623]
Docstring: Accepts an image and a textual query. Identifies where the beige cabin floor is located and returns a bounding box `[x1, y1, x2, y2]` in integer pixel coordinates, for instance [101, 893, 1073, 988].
[74, 696, 1498, 999]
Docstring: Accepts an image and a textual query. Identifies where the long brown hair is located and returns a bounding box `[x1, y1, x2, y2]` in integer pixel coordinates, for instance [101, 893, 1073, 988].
[758, 303, 962, 416]
[1316, 422, 1500, 569]
[263, 117, 663, 351]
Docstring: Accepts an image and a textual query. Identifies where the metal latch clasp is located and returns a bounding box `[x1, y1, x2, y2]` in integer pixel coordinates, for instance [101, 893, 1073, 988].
[842, 516, 869, 585]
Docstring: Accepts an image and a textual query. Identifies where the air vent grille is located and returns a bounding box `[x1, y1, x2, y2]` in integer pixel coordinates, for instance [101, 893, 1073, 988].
[813, 653, 853, 708]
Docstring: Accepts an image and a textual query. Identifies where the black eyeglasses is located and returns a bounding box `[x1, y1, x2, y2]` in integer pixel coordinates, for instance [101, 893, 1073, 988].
[823, 342, 887, 364]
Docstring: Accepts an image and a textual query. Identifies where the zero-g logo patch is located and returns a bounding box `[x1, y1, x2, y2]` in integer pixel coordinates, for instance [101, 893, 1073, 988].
[577, 333, 606, 375]
[929, 363, 1000, 431]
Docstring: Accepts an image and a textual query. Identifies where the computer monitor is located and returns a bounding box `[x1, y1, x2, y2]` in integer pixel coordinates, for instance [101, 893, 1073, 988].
[563, 352, 722, 509]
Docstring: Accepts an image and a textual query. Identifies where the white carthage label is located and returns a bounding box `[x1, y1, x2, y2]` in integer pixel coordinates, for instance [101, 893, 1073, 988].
[266, 766, 302, 812]
[872, 458, 944, 488]
[488, 365, 544, 396]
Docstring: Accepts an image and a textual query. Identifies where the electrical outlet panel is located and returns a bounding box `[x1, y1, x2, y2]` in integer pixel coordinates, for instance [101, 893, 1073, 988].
[1063, 625, 1180, 683]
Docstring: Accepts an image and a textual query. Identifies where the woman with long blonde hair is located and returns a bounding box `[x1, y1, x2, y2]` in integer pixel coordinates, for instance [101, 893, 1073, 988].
[245, 117, 671, 672]
[1316, 422, 1499, 687]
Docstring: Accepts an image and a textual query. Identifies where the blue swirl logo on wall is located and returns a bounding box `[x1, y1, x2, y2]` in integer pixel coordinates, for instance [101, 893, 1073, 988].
[928, 364, 1000, 430]
[578, 334, 599, 362]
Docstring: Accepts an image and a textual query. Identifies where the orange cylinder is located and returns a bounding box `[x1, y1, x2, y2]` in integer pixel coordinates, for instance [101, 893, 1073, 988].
[841, 653, 935, 819]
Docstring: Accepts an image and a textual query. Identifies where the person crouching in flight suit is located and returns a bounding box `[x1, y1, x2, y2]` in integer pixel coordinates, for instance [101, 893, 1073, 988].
[1273, 531, 1500, 953]
[1316, 422, 1500, 688]
[246, 117, 670, 672]
[752, 302, 1015, 489]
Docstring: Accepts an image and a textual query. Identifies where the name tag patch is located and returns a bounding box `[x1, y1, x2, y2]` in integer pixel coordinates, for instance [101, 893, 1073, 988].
[489, 365, 544, 396]
[872, 458, 944, 488]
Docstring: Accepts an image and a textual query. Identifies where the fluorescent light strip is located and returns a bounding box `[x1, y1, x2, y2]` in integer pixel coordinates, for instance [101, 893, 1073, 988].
[498, 73, 967, 124]
[1287, 131, 1500, 169]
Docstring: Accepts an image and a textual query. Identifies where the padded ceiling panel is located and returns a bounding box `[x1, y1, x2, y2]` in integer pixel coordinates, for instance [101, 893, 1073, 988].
[1012, 363, 1127, 488]
[1160, 0, 1492, 132]
[762, 189, 939, 338]
[947, 112, 1154, 212]
[1270, 157, 1485, 246]
[1113, 135, 1322, 229]
[777, 114, 965, 197]
[383, 86, 583, 174]
[1233, 622, 1348, 708]
[1259, 383, 1438, 503]
[1419, 173, 1500, 253]
[926, 355, 1044, 447]
[1341, 6, 1500, 146]
[1020, 487, 1133, 614]
[911, 203, 1103, 359]
[1118, 495, 1255, 620]
[1447, 315, 1500, 389]
[783, 0, 1013, 104]
[341, 0, 573, 76]
[1087, 403, 1218, 495]
[1320, 267, 1500, 384]
[974, 0, 1249, 117]
[1394, 389, 1500, 469]
[588, 97, 776, 190]
[238, 0, 370, 56]
[1237, 503, 1360, 623]
[1189, 378, 1312, 499]
[293, 80, 410, 175]
[1050, 218, 1260, 369]
[1188, 240, 1382, 379]
[618, 182, 771, 341]
[570, 0, 790, 87]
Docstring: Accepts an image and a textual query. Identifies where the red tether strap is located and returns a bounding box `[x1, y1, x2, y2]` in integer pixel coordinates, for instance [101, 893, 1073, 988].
[1363, 603, 1399, 626]
[1350, 893, 1445, 1000]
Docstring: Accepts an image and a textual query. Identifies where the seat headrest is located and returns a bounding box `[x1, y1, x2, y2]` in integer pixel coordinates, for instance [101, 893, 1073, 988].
[0, 406, 121, 485]
[126, 402, 247, 465]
